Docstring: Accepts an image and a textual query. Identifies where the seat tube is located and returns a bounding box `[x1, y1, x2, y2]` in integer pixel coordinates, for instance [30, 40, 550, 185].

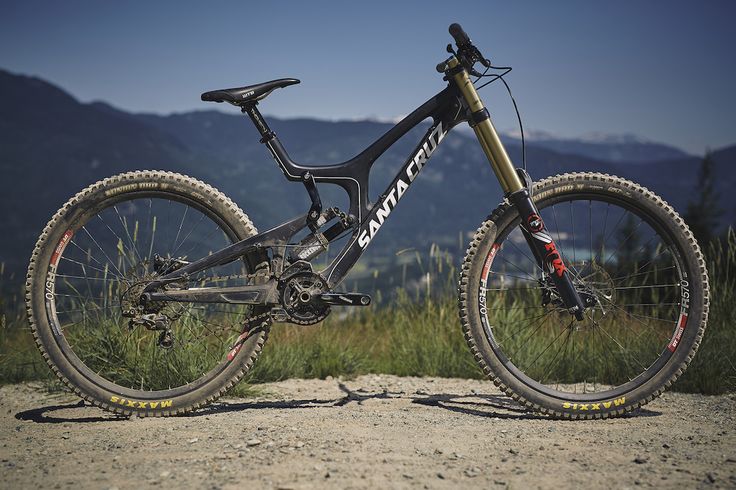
[448, 58, 524, 194]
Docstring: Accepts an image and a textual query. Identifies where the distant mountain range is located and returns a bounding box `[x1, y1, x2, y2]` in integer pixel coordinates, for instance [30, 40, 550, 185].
[1, 68, 734, 289]
[499, 129, 692, 163]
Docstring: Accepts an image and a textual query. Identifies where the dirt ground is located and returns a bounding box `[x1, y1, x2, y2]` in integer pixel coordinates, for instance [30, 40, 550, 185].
[1, 376, 735, 489]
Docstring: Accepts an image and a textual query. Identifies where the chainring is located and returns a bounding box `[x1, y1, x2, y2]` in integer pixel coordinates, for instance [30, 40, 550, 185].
[279, 271, 330, 325]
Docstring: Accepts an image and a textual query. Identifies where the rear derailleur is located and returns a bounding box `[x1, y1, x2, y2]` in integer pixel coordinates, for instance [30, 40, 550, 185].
[120, 254, 190, 349]
[128, 313, 175, 349]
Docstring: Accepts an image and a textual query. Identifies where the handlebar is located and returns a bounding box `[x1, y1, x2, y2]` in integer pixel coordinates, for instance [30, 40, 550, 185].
[443, 23, 491, 76]
[449, 23, 471, 48]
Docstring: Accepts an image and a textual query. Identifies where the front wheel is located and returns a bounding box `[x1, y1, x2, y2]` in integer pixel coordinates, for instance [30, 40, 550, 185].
[459, 172, 709, 419]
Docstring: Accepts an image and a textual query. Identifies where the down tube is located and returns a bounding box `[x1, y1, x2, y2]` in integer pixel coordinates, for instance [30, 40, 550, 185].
[322, 121, 450, 287]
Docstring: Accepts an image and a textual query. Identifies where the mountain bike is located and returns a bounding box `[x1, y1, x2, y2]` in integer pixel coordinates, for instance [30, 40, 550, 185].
[26, 24, 708, 419]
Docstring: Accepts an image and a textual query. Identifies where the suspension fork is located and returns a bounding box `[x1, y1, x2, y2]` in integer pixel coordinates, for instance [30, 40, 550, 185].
[447, 58, 586, 320]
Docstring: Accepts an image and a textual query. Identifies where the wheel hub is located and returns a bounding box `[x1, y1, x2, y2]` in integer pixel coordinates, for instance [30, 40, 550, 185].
[539, 260, 615, 321]
[120, 256, 189, 346]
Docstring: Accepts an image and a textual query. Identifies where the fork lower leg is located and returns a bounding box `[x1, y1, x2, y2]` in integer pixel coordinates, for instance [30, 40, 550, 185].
[508, 189, 586, 320]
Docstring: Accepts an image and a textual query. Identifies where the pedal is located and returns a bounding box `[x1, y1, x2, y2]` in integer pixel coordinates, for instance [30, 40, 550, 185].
[318, 293, 371, 306]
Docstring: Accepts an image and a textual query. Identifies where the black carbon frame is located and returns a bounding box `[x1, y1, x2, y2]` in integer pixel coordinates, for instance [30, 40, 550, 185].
[146, 84, 467, 298]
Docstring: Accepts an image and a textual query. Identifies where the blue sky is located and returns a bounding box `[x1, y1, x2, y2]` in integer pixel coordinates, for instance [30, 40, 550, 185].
[1, 1, 734, 154]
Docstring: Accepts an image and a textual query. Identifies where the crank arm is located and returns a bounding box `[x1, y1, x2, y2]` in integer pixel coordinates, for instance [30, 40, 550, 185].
[143, 282, 278, 305]
[319, 293, 371, 306]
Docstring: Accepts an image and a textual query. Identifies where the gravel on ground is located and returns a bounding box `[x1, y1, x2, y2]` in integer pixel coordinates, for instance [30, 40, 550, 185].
[1, 376, 735, 489]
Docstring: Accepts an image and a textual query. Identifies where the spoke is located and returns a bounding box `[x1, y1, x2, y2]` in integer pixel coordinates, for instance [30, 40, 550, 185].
[551, 204, 563, 245]
[82, 225, 126, 279]
[113, 205, 144, 265]
[488, 270, 539, 283]
[56, 274, 117, 282]
[67, 239, 106, 268]
[540, 327, 573, 383]
[59, 256, 122, 280]
[146, 199, 155, 261]
[56, 304, 117, 315]
[179, 224, 227, 259]
[614, 302, 679, 307]
[486, 304, 550, 312]
[495, 254, 538, 283]
[595, 322, 648, 371]
[506, 233, 543, 275]
[527, 319, 574, 370]
[589, 200, 593, 263]
[611, 265, 677, 284]
[611, 252, 674, 283]
[597, 209, 627, 264]
[171, 204, 189, 252]
[94, 214, 137, 271]
[603, 217, 645, 268]
[171, 211, 207, 257]
[595, 203, 611, 264]
[618, 233, 661, 268]
[548, 204, 582, 278]
[604, 300, 676, 326]
[504, 310, 556, 345]
[613, 283, 679, 291]
[571, 201, 576, 265]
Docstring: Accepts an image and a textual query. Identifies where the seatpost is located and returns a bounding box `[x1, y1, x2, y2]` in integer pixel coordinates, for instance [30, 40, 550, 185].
[242, 103, 275, 143]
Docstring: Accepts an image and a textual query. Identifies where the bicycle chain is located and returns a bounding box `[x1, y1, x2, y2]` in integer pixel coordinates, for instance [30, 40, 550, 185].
[241, 310, 272, 331]
[195, 272, 260, 284]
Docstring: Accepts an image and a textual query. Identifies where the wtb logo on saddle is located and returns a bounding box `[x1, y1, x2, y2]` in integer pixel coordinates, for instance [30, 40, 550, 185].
[358, 123, 447, 249]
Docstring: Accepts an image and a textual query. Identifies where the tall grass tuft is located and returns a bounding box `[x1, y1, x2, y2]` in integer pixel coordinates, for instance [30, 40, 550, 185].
[671, 229, 736, 393]
[2, 234, 735, 395]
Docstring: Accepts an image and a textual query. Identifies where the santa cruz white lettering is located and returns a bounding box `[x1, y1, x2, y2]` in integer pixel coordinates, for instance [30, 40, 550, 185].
[358, 123, 446, 248]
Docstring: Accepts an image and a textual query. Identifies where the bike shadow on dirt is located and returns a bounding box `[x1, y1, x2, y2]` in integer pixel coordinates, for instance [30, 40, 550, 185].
[15, 382, 661, 423]
[191, 382, 659, 420]
[180, 382, 540, 419]
[15, 399, 129, 424]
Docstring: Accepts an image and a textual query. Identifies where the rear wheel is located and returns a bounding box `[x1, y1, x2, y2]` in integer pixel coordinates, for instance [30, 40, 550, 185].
[26, 171, 270, 416]
[459, 173, 709, 419]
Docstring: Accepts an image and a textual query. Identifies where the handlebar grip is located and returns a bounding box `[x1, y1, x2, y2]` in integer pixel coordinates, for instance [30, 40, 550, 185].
[449, 23, 471, 47]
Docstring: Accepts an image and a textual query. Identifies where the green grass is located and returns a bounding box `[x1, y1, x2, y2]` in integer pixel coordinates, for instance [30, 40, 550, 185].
[2, 231, 735, 395]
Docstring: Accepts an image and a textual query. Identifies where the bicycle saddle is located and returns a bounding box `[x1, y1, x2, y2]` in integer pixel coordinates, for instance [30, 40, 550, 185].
[201, 78, 300, 105]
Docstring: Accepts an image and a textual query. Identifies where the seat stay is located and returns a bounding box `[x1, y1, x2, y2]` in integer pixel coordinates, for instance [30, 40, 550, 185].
[142, 213, 309, 293]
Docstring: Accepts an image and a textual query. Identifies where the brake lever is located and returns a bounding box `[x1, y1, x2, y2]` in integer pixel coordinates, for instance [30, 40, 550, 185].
[470, 45, 491, 68]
